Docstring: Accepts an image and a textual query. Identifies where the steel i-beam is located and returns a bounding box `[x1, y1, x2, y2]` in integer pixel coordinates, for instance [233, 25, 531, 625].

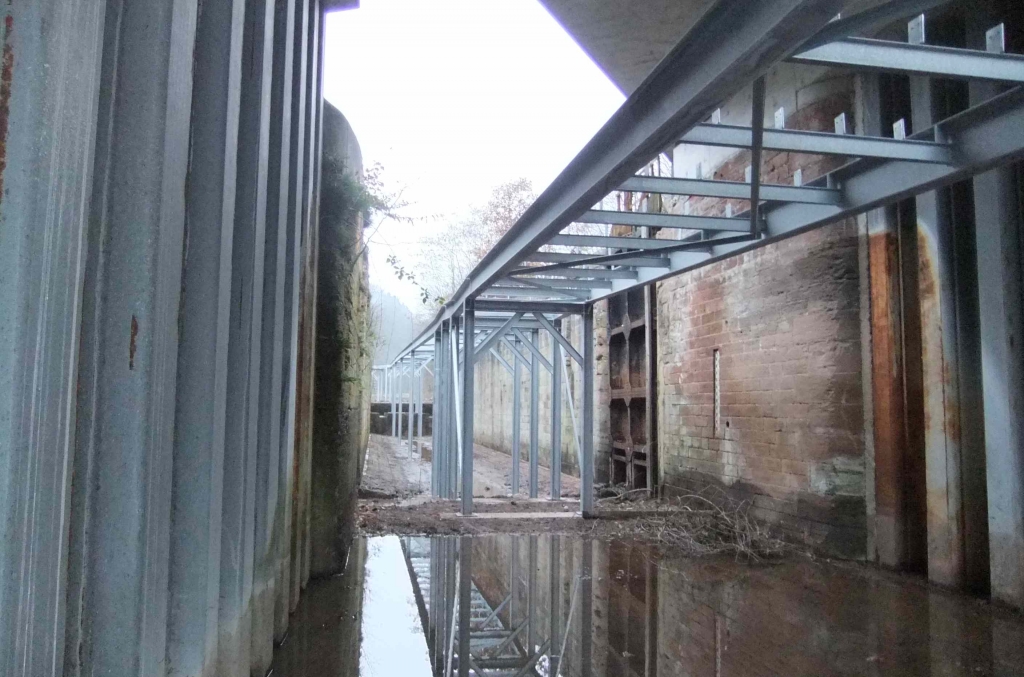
[461, 303, 475, 515]
[551, 320, 563, 501]
[512, 343, 522, 496]
[529, 330, 540, 498]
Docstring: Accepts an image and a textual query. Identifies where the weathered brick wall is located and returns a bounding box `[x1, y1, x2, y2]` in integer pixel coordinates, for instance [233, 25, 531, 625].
[657, 72, 868, 557]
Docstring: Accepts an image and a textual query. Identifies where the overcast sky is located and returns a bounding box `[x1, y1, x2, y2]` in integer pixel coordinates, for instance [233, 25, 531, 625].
[323, 0, 624, 310]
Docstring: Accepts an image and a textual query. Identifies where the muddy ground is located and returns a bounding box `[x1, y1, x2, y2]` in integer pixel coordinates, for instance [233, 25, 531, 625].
[358, 434, 792, 559]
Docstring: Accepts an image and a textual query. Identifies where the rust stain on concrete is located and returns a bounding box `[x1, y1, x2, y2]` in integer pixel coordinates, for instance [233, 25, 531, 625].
[129, 315, 139, 370]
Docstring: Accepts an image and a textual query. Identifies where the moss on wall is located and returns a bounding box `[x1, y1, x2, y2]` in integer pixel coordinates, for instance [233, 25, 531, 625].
[310, 104, 373, 578]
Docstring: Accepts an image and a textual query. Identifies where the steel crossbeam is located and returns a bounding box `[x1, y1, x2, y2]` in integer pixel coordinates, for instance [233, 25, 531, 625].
[791, 37, 1024, 83]
[620, 175, 842, 204]
[576, 209, 754, 231]
[680, 122, 954, 162]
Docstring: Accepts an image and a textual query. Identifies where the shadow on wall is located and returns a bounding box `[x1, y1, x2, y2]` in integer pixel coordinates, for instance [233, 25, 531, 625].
[310, 102, 374, 578]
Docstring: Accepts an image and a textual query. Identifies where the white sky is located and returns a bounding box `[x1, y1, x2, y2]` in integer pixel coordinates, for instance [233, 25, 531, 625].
[323, 0, 624, 310]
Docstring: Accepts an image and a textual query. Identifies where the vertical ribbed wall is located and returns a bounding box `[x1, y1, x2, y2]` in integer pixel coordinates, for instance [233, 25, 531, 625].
[0, 1, 359, 675]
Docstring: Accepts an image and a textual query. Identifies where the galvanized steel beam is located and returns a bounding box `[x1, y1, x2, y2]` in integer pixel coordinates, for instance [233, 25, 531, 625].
[576, 210, 754, 232]
[581, 305, 595, 516]
[619, 175, 842, 204]
[461, 303, 476, 515]
[529, 331, 540, 498]
[680, 122, 954, 163]
[792, 37, 1024, 83]
[551, 322, 562, 501]
[534, 313, 583, 366]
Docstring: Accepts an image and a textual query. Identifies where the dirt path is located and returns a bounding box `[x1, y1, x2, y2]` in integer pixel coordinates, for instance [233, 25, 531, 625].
[360, 433, 580, 500]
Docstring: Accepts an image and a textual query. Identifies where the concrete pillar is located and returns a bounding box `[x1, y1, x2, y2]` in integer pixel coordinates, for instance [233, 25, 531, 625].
[217, 1, 275, 673]
[251, 0, 296, 669]
[971, 12, 1024, 610]
[0, 2, 105, 674]
[63, 0, 199, 674]
[166, 0, 245, 675]
[309, 101, 365, 580]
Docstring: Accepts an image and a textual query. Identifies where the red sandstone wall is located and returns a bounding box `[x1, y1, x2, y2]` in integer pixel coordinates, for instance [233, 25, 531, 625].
[657, 73, 868, 557]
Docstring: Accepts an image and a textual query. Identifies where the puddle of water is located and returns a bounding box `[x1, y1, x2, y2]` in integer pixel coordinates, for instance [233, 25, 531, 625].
[272, 534, 1024, 676]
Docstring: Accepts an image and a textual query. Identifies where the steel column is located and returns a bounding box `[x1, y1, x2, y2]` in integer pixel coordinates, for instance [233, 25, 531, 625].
[512, 343, 523, 495]
[391, 367, 398, 437]
[432, 333, 442, 494]
[582, 305, 595, 516]
[530, 330, 540, 498]
[971, 21, 1024, 609]
[910, 39, 972, 589]
[436, 329, 448, 497]
[417, 362, 425, 456]
[166, 0, 245, 674]
[408, 359, 415, 455]
[551, 320, 563, 500]
[451, 317, 463, 499]
[461, 303, 476, 515]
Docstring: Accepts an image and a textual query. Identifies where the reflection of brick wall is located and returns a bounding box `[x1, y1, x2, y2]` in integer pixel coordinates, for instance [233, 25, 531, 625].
[656, 80, 867, 558]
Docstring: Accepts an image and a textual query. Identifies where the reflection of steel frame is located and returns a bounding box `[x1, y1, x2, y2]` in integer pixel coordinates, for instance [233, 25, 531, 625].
[404, 535, 596, 677]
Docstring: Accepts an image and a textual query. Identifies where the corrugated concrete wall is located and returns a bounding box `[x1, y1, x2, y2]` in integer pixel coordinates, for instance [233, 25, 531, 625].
[0, 0, 366, 675]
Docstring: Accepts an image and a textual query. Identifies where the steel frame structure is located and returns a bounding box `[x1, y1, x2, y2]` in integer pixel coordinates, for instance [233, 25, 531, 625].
[388, 0, 1024, 518]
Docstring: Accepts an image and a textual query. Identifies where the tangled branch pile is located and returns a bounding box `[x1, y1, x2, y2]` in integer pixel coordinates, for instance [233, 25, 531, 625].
[598, 487, 787, 560]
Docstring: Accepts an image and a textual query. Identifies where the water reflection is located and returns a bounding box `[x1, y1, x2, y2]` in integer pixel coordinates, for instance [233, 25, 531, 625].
[273, 534, 1024, 676]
